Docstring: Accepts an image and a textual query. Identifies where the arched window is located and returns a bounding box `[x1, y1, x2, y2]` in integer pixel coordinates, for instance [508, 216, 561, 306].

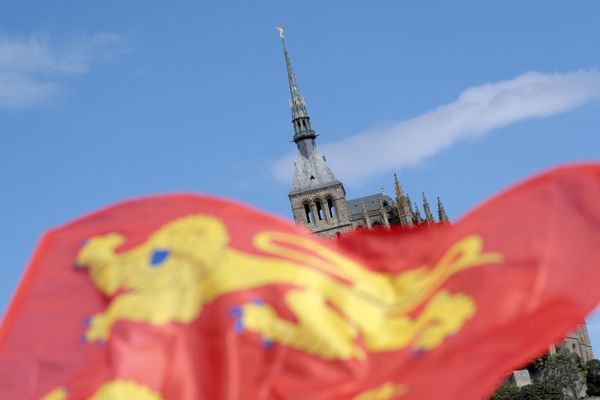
[327, 198, 336, 218]
[304, 203, 313, 224]
[316, 200, 324, 220]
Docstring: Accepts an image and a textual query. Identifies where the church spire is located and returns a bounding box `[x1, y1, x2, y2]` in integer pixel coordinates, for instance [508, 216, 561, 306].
[362, 202, 372, 229]
[422, 193, 435, 224]
[394, 173, 413, 226]
[276, 26, 315, 144]
[437, 196, 449, 223]
[379, 189, 390, 229]
[413, 202, 423, 224]
[277, 26, 341, 196]
[279, 27, 351, 236]
[394, 174, 404, 203]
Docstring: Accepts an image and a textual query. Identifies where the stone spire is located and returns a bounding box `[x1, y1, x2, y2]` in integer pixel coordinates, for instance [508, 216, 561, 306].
[276, 26, 315, 144]
[362, 202, 372, 229]
[276, 27, 340, 194]
[393, 174, 403, 205]
[279, 28, 351, 236]
[394, 173, 413, 226]
[379, 193, 390, 229]
[437, 196, 449, 223]
[413, 202, 423, 224]
[422, 193, 435, 224]
[407, 194, 414, 214]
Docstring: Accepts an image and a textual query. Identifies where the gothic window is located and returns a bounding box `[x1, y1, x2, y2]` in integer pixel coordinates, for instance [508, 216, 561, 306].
[304, 203, 313, 224]
[327, 198, 336, 219]
[316, 200, 324, 220]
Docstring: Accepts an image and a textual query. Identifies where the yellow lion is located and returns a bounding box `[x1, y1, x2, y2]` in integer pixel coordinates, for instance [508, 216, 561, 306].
[76, 214, 502, 360]
[42, 380, 162, 400]
[42, 379, 403, 400]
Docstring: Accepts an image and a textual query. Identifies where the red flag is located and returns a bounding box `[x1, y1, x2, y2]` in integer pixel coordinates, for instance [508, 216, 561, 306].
[1, 164, 599, 400]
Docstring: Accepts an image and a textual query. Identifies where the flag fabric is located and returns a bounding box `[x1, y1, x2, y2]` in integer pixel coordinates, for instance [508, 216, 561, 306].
[1, 164, 600, 400]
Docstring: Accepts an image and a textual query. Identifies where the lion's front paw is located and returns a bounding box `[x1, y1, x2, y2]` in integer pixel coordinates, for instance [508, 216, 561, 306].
[230, 299, 278, 349]
[84, 313, 111, 342]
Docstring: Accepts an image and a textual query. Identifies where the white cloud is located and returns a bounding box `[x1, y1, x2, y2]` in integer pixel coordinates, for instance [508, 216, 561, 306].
[0, 33, 126, 108]
[272, 70, 600, 185]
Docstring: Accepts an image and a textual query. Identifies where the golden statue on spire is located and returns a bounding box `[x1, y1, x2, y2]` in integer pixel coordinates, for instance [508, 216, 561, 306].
[275, 26, 284, 39]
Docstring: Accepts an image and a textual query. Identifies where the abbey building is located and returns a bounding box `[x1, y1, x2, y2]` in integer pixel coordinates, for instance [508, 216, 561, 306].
[277, 29, 447, 238]
[275, 29, 594, 365]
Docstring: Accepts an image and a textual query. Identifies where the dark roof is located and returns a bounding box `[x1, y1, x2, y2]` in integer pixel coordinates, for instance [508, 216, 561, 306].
[347, 194, 394, 218]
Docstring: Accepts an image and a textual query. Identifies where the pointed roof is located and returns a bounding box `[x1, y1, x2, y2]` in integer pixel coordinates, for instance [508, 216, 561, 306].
[290, 152, 339, 193]
[347, 194, 394, 218]
[413, 202, 423, 223]
[394, 173, 405, 199]
[277, 27, 341, 194]
[437, 196, 449, 223]
[276, 26, 309, 123]
[422, 193, 435, 224]
[362, 202, 372, 228]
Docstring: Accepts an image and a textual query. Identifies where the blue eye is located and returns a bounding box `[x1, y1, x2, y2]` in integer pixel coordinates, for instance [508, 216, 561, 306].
[150, 249, 170, 267]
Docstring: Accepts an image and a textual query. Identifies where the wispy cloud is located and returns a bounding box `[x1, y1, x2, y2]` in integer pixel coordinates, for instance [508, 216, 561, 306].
[0, 33, 126, 108]
[272, 70, 600, 185]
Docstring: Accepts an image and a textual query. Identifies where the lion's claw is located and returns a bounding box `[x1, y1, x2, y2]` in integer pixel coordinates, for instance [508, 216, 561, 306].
[261, 337, 272, 349]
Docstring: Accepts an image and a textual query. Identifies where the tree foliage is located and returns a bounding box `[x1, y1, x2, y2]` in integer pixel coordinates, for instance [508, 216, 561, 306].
[586, 359, 600, 396]
[519, 382, 564, 400]
[542, 348, 584, 399]
[491, 382, 564, 400]
[491, 383, 520, 400]
[490, 349, 593, 399]
[527, 354, 549, 378]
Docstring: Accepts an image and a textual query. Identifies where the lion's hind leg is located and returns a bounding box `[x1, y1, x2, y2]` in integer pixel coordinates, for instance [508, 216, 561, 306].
[363, 289, 475, 353]
[233, 290, 363, 360]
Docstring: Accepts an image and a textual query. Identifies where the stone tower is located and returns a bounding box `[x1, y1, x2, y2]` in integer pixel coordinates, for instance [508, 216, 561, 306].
[276, 29, 448, 235]
[276, 27, 352, 237]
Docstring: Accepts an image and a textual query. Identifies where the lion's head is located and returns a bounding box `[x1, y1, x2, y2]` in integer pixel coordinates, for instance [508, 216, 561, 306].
[76, 214, 230, 296]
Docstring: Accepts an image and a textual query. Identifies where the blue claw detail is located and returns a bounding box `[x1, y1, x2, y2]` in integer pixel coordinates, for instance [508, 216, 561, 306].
[229, 306, 245, 333]
[82, 316, 92, 326]
[229, 306, 242, 317]
[80, 334, 88, 343]
[414, 348, 426, 358]
[261, 337, 273, 350]
[250, 297, 265, 306]
[234, 317, 244, 333]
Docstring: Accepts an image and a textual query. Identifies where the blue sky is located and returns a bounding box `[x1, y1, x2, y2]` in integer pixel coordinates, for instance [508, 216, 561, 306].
[1, 1, 599, 354]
